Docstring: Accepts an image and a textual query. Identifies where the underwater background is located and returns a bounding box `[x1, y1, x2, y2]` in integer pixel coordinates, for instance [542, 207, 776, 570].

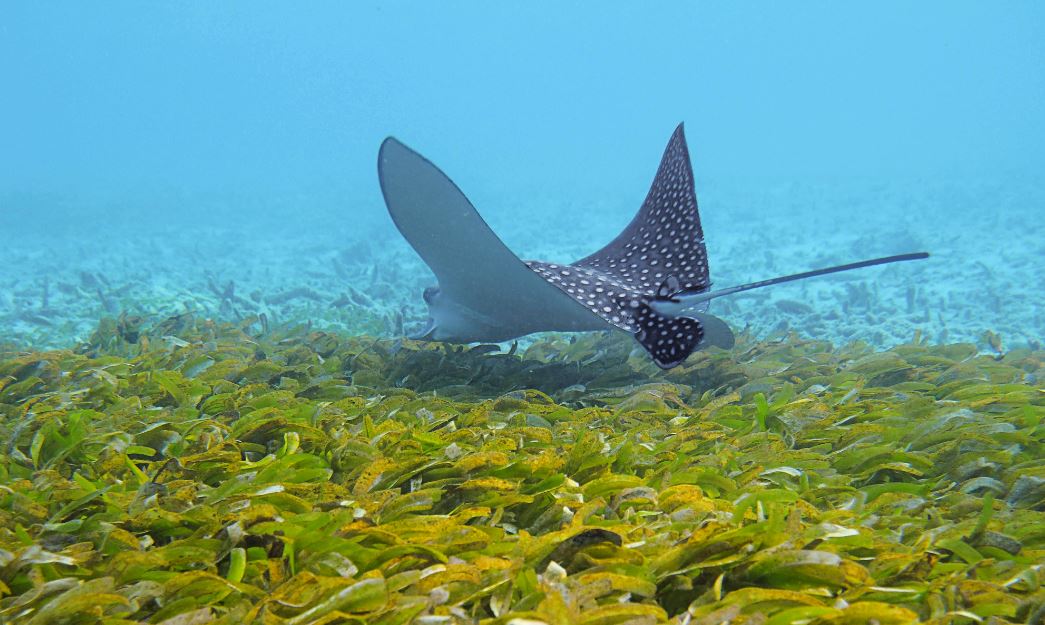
[1, 3, 1043, 625]
[2, 1, 1043, 351]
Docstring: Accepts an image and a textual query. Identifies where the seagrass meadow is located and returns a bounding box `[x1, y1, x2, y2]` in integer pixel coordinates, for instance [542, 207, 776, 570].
[0, 315, 1043, 625]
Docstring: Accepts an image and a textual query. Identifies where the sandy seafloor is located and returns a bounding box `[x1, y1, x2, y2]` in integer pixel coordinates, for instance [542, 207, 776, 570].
[1, 178, 1041, 355]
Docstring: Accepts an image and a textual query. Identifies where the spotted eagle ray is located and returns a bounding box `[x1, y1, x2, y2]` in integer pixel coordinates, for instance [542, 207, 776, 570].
[378, 124, 928, 369]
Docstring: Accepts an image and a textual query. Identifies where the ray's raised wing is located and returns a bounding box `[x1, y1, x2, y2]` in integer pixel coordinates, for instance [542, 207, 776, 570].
[574, 123, 711, 297]
[378, 138, 602, 338]
[522, 124, 734, 367]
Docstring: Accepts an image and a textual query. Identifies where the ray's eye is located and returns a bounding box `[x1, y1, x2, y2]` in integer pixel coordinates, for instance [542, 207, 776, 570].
[422, 286, 440, 304]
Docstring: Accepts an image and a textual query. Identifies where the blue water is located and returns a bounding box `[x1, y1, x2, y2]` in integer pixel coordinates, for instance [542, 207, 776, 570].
[2, 2, 1043, 351]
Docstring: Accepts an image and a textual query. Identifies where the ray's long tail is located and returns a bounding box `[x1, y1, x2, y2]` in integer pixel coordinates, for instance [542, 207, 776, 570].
[651, 252, 930, 316]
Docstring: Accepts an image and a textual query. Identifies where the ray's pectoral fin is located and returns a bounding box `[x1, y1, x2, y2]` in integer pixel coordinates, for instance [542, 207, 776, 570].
[631, 304, 734, 368]
[629, 273, 733, 367]
[378, 137, 538, 305]
[689, 312, 735, 349]
[378, 137, 604, 342]
[633, 302, 705, 369]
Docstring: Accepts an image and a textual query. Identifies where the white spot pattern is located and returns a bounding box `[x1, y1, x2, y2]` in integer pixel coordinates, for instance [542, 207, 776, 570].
[573, 124, 710, 295]
[522, 124, 710, 368]
[525, 260, 644, 331]
[634, 301, 704, 369]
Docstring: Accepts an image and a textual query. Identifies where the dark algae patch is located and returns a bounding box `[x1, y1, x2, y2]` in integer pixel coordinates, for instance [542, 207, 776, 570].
[1, 316, 1042, 624]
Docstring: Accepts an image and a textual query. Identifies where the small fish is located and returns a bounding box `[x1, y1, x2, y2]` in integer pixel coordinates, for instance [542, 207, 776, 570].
[378, 124, 928, 368]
